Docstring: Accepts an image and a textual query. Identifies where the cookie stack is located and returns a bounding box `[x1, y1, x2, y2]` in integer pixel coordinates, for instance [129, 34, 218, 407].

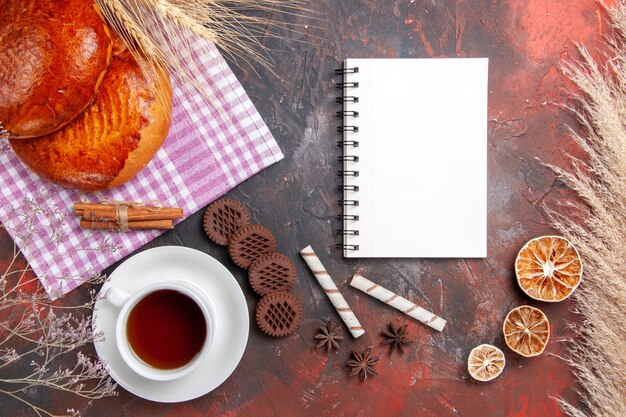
[203, 198, 302, 337]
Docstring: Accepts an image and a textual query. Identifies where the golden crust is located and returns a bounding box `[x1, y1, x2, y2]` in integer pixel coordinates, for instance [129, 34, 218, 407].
[9, 49, 172, 191]
[0, 0, 112, 138]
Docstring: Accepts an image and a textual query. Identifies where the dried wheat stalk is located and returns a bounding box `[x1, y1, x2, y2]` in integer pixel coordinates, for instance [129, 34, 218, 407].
[545, 1, 626, 416]
[95, 0, 307, 107]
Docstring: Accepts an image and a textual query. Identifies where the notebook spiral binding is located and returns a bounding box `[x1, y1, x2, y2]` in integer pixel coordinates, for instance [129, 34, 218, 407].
[334, 67, 359, 74]
[337, 140, 359, 148]
[336, 66, 360, 252]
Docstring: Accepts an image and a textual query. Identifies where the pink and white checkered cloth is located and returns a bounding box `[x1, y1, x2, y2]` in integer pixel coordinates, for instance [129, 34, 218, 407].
[0, 38, 283, 300]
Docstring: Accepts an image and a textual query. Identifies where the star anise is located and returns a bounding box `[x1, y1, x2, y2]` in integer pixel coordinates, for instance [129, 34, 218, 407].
[347, 347, 379, 381]
[315, 319, 344, 351]
[381, 322, 412, 355]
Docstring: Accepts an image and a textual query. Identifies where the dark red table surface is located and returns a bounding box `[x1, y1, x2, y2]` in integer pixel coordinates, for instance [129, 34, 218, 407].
[1, 0, 612, 416]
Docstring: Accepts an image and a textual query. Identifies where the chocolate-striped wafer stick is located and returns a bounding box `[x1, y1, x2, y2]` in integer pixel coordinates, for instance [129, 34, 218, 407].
[350, 274, 446, 332]
[300, 245, 365, 338]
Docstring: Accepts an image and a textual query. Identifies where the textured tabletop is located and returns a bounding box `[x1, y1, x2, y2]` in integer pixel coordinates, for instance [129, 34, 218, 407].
[1, 1, 608, 415]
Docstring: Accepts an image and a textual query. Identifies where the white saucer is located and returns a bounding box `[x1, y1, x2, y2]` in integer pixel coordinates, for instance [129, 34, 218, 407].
[93, 246, 249, 403]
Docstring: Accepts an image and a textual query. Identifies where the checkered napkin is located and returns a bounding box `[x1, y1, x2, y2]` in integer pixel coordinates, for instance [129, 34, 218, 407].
[0, 38, 283, 300]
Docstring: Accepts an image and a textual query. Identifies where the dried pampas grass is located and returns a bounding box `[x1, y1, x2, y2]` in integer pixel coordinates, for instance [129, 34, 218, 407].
[95, 0, 307, 106]
[545, 1, 626, 416]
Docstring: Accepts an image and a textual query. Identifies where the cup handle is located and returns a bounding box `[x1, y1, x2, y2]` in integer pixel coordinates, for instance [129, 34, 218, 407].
[104, 287, 130, 308]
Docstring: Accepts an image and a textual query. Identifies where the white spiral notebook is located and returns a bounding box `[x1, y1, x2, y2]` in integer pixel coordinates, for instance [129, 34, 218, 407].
[337, 58, 489, 258]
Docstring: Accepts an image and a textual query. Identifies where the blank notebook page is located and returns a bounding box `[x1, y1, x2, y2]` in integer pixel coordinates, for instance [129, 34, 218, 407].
[340, 58, 488, 258]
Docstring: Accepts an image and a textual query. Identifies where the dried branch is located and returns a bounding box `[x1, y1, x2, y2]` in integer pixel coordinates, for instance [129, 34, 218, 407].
[0, 192, 118, 416]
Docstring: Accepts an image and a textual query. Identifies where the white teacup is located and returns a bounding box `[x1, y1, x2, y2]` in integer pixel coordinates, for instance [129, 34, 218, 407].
[105, 281, 215, 381]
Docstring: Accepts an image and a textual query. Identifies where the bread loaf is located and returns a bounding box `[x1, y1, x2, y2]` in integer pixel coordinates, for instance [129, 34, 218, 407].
[9, 48, 172, 191]
[0, 0, 112, 138]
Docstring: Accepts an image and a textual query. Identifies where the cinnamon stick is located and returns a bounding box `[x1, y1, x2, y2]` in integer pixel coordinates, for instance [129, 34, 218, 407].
[79, 219, 174, 231]
[74, 202, 109, 215]
[80, 206, 183, 221]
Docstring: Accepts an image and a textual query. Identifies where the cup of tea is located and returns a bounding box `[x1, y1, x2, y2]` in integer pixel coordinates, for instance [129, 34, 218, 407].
[104, 281, 215, 381]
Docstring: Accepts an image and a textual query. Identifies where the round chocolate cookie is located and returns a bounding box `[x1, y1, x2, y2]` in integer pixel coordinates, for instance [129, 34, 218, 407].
[228, 224, 277, 269]
[203, 198, 250, 245]
[255, 292, 303, 337]
[248, 252, 296, 296]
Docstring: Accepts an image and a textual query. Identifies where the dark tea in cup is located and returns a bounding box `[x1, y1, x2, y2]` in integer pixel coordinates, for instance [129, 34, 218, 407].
[126, 289, 207, 369]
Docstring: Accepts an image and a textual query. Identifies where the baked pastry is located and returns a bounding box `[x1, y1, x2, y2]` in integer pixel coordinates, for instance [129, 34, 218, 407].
[0, 0, 112, 138]
[255, 292, 303, 337]
[228, 224, 277, 269]
[248, 252, 297, 296]
[203, 199, 251, 245]
[9, 48, 172, 190]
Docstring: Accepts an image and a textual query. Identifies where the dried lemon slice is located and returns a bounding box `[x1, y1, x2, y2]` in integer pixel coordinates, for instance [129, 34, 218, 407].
[515, 235, 582, 302]
[467, 344, 506, 382]
[503, 305, 550, 357]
